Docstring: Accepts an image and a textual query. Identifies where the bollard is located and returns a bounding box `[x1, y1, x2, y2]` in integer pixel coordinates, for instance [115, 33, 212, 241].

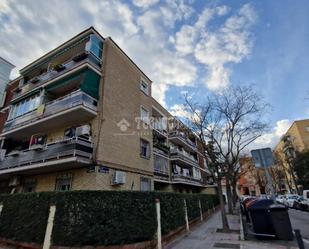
[184, 199, 189, 232]
[198, 200, 203, 221]
[294, 229, 304, 249]
[156, 199, 162, 249]
[43, 205, 56, 249]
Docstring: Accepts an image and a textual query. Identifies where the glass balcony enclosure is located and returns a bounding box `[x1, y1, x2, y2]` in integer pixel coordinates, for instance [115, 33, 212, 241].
[2, 90, 97, 139]
[14, 33, 103, 101]
[153, 154, 169, 175]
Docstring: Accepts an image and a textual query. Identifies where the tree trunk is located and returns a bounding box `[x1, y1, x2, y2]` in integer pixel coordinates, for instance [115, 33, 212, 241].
[218, 180, 230, 232]
[225, 176, 233, 214]
[232, 180, 238, 208]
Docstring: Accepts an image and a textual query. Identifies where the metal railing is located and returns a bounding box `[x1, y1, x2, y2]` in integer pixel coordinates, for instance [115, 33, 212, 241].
[3, 90, 97, 132]
[170, 149, 198, 166]
[172, 174, 203, 184]
[0, 137, 93, 171]
[153, 146, 169, 156]
[169, 131, 196, 150]
[13, 53, 101, 101]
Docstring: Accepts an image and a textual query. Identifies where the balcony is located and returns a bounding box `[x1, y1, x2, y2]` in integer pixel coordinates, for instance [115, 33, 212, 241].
[169, 131, 196, 152]
[2, 90, 97, 139]
[170, 149, 198, 167]
[153, 153, 169, 182]
[0, 137, 92, 176]
[13, 53, 101, 102]
[171, 174, 204, 186]
[153, 144, 169, 157]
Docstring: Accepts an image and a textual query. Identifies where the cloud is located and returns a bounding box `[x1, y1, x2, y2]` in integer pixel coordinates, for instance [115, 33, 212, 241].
[132, 0, 159, 9]
[170, 104, 191, 119]
[254, 119, 292, 148]
[0, 1, 256, 107]
[173, 3, 256, 91]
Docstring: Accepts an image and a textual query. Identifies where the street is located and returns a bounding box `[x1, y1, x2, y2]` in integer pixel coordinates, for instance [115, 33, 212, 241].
[289, 208, 309, 246]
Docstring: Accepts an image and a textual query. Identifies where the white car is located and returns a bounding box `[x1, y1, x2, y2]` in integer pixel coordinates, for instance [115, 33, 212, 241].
[276, 195, 285, 204]
[284, 194, 299, 207]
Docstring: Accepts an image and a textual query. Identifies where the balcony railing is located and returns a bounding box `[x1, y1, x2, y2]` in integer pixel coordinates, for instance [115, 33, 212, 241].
[0, 137, 92, 171]
[169, 131, 196, 151]
[13, 53, 101, 101]
[3, 90, 97, 133]
[153, 145, 169, 156]
[170, 149, 198, 166]
[172, 174, 203, 185]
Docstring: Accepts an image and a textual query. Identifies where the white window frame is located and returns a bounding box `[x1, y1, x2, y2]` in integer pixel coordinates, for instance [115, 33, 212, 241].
[140, 138, 150, 159]
[140, 177, 151, 191]
[140, 78, 149, 95]
[55, 173, 73, 191]
[140, 105, 150, 124]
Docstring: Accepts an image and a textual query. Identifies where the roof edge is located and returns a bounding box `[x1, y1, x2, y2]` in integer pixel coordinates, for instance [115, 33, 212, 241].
[20, 26, 104, 74]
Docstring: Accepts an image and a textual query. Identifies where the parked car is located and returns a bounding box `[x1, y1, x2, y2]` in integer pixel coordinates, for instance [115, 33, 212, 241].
[284, 194, 299, 207]
[293, 197, 309, 211]
[276, 195, 285, 204]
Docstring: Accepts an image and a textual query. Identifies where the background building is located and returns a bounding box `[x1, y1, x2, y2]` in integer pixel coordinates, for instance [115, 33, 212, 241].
[274, 119, 309, 194]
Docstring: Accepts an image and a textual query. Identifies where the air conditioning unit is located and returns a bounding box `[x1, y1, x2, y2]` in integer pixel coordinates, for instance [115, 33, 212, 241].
[75, 125, 91, 138]
[64, 127, 76, 138]
[0, 149, 6, 160]
[18, 78, 24, 88]
[29, 77, 40, 84]
[9, 176, 21, 186]
[29, 134, 46, 150]
[112, 171, 126, 185]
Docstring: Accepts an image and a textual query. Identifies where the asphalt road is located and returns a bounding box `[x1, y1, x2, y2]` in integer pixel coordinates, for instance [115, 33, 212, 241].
[288, 208, 309, 245]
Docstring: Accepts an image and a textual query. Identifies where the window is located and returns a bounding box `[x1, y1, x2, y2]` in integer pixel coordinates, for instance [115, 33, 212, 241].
[55, 173, 73, 191]
[193, 167, 201, 180]
[140, 106, 149, 124]
[154, 154, 168, 174]
[8, 93, 41, 120]
[140, 177, 151, 191]
[22, 179, 37, 193]
[85, 34, 103, 60]
[140, 78, 149, 95]
[306, 127, 309, 132]
[140, 139, 150, 159]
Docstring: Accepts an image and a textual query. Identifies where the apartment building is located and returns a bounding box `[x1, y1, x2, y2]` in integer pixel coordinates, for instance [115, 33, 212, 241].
[274, 119, 309, 193]
[0, 27, 214, 194]
[237, 157, 262, 196]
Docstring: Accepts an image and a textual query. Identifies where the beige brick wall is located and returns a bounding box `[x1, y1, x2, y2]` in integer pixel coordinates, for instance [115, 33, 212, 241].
[93, 39, 153, 176]
[19, 167, 153, 192]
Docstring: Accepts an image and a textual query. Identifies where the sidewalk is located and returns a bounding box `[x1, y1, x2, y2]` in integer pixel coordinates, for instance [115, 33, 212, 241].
[164, 209, 298, 249]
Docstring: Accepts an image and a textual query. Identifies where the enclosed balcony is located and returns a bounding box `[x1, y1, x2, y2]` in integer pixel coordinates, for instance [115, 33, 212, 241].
[13, 53, 101, 102]
[153, 154, 169, 182]
[0, 137, 92, 176]
[2, 90, 97, 139]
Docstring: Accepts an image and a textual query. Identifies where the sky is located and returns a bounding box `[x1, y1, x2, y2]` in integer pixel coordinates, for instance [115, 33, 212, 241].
[0, 0, 309, 149]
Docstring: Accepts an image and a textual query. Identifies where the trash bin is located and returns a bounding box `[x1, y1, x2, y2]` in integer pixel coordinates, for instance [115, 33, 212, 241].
[242, 197, 257, 221]
[248, 199, 275, 236]
[269, 204, 294, 241]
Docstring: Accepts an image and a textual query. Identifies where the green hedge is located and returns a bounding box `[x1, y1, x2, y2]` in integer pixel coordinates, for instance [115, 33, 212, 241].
[0, 191, 218, 246]
[0, 192, 53, 244]
[52, 191, 156, 246]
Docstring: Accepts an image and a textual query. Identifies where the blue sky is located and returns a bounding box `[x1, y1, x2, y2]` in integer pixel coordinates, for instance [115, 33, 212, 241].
[0, 0, 308, 148]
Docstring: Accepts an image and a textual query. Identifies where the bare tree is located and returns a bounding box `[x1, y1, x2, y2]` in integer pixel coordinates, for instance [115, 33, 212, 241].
[184, 85, 269, 228]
